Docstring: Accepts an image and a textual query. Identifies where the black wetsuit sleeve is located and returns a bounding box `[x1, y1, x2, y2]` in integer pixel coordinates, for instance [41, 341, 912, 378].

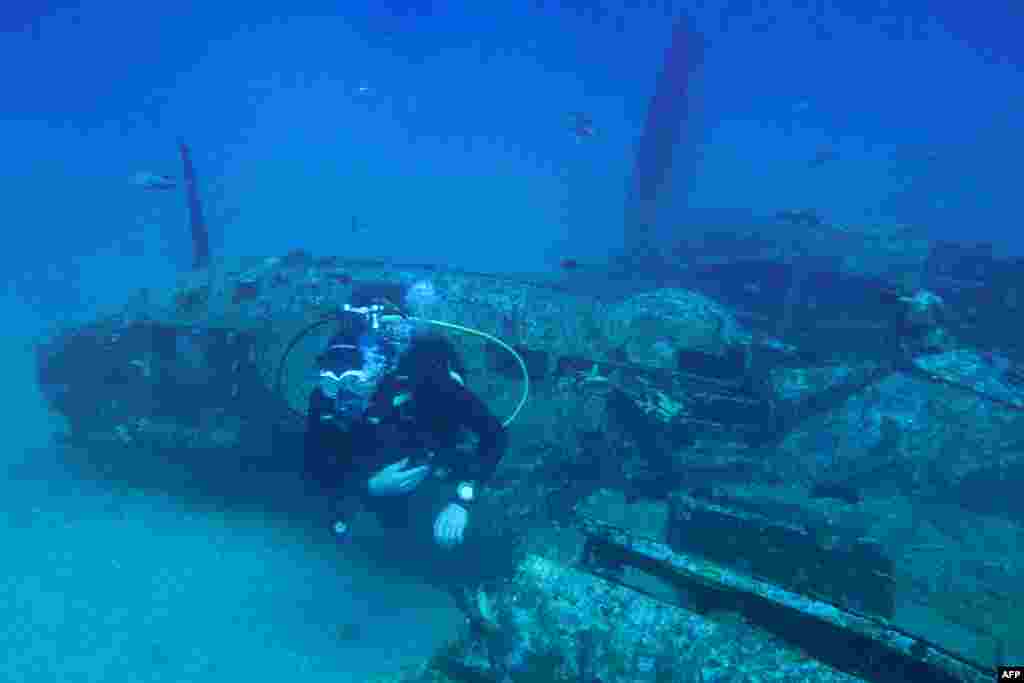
[448, 383, 508, 486]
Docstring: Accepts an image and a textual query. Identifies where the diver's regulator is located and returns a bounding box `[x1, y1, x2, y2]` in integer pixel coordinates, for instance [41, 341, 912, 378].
[341, 302, 388, 331]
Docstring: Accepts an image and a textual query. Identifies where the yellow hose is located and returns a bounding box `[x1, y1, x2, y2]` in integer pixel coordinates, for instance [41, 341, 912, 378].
[407, 317, 530, 428]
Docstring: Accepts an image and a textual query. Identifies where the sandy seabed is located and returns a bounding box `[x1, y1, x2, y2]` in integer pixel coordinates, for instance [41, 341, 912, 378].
[0, 327, 461, 683]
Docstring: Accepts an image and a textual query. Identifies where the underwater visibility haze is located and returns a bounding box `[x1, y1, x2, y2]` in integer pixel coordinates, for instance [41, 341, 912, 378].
[4, 1, 1024, 681]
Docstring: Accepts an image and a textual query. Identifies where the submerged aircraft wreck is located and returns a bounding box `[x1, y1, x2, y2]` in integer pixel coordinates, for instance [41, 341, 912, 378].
[36, 11, 1023, 678]
[35, 229, 1023, 682]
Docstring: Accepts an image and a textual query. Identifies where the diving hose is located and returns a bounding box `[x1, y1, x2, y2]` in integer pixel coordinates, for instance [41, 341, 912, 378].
[275, 313, 530, 428]
[412, 317, 530, 428]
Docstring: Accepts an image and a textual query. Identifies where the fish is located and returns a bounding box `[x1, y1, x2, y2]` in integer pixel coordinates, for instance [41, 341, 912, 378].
[132, 171, 177, 191]
[774, 208, 824, 227]
[808, 146, 837, 168]
[568, 112, 596, 143]
[560, 258, 580, 270]
[810, 481, 861, 504]
[327, 271, 353, 285]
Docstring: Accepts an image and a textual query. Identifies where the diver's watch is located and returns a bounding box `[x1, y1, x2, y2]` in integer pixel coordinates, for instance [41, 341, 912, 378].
[455, 481, 476, 506]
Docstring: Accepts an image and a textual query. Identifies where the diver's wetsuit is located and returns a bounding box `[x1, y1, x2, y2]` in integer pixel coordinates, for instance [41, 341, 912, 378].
[303, 335, 507, 529]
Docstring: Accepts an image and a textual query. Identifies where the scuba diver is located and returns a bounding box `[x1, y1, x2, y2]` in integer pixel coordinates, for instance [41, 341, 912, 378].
[302, 281, 509, 550]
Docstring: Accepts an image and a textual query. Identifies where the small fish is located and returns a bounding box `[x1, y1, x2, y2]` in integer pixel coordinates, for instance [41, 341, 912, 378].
[810, 481, 861, 504]
[808, 146, 837, 168]
[774, 208, 824, 227]
[350, 216, 366, 233]
[568, 112, 596, 143]
[560, 258, 580, 270]
[327, 271, 353, 285]
[132, 171, 177, 191]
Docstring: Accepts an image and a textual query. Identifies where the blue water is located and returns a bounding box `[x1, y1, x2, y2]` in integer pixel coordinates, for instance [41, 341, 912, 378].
[3, 1, 1022, 679]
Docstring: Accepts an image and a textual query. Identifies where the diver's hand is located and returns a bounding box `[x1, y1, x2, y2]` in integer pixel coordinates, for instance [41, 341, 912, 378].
[367, 458, 430, 497]
[433, 503, 469, 549]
